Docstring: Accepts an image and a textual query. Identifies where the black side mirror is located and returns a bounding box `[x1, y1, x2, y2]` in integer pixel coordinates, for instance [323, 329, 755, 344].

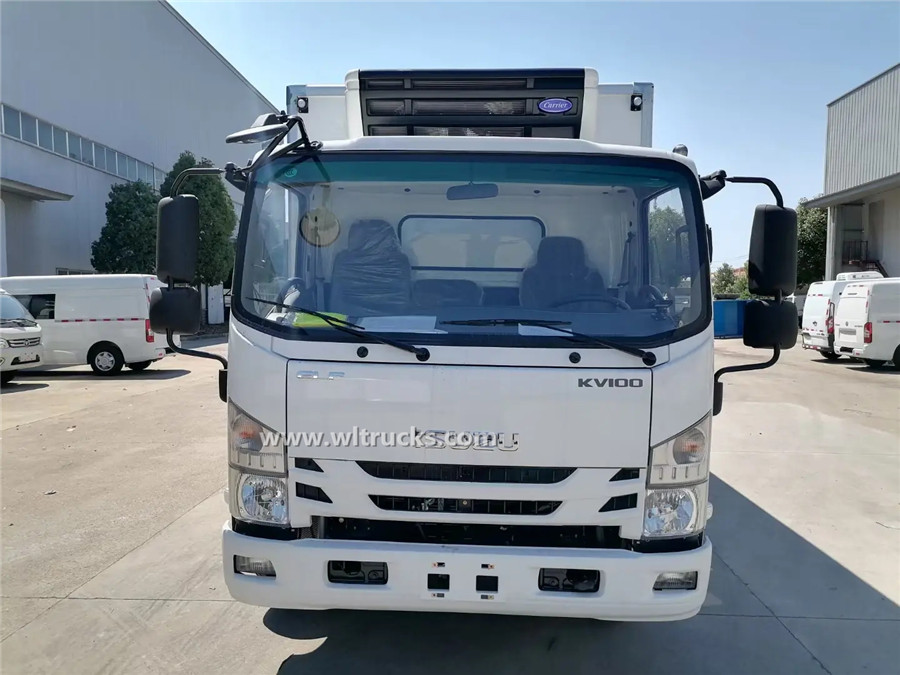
[748, 205, 797, 296]
[743, 300, 798, 349]
[149, 287, 201, 335]
[157, 195, 200, 284]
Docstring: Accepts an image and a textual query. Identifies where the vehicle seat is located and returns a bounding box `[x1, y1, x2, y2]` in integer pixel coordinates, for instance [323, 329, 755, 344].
[412, 279, 483, 308]
[519, 237, 607, 309]
[329, 219, 411, 317]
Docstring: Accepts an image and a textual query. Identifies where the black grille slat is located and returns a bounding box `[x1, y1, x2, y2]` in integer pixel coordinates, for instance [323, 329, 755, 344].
[296, 483, 332, 503]
[357, 461, 574, 484]
[294, 458, 323, 472]
[370, 495, 560, 516]
[598, 494, 638, 513]
[609, 468, 641, 482]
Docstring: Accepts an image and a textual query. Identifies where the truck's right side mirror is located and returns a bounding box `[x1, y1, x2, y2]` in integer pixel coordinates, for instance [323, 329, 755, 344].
[150, 195, 202, 335]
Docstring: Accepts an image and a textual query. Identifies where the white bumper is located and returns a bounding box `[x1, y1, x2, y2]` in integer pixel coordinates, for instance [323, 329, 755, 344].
[0, 345, 44, 372]
[800, 333, 830, 351]
[222, 524, 711, 621]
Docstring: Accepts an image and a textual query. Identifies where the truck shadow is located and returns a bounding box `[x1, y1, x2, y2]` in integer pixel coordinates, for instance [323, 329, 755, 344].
[262, 475, 899, 675]
[15, 368, 191, 381]
[0, 381, 49, 393]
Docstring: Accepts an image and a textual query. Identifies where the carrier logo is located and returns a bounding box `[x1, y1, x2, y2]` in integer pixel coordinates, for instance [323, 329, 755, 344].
[538, 98, 573, 114]
[578, 378, 644, 388]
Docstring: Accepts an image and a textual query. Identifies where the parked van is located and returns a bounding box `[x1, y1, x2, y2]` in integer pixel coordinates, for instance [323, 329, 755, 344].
[800, 271, 883, 359]
[0, 275, 178, 375]
[834, 279, 900, 369]
[0, 289, 44, 385]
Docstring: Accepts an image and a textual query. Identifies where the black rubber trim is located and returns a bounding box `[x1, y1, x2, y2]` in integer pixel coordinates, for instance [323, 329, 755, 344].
[629, 533, 704, 553]
[231, 518, 304, 540]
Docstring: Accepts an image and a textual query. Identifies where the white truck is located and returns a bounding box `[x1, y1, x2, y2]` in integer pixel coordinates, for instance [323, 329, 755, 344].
[150, 69, 798, 621]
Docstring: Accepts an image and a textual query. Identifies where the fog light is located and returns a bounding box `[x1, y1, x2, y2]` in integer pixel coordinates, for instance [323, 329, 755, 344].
[234, 555, 276, 577]
[653, 571, 697, 591]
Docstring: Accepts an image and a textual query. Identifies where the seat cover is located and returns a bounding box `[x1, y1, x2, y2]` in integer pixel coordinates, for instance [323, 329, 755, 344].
[520, 236, 607, 308]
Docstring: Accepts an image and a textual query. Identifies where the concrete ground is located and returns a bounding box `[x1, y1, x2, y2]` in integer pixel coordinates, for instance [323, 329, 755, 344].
[1, 340, 898, 674]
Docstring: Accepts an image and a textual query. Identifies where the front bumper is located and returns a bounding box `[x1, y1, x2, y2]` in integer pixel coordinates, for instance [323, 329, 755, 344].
[222, 523, 712, 621]
[0, 347, 43, 372]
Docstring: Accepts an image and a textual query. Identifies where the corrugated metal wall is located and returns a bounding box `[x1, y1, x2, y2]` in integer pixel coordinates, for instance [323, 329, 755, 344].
[824, 65, 900, 195]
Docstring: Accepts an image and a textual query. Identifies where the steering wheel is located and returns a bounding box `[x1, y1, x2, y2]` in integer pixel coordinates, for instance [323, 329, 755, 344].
[549, 294, 631, 311]
[274, 277, 307, 306]
[636, 284, 668, 307]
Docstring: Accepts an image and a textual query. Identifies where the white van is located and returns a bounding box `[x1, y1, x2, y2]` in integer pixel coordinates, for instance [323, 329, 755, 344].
[800, 271, 883, 359]
[0, 274, 178, 375]
[0, 289, 44, 385]
[834, 279, 900, 369]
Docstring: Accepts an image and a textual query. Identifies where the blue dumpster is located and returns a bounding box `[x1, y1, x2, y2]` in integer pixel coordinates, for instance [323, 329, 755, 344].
[713, 299, 748, 338]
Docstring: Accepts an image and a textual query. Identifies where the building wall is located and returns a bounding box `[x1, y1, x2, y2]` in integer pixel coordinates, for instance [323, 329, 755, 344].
[826, 186, 900, 280]
[824, 65, 900, 196]
[0, 0, 275, 276]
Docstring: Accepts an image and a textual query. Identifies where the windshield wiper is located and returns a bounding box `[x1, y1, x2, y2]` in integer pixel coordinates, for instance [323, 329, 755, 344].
[0, 317, 37, 327]
[245, 297, 430, 360]
[441, 318, 657, 366]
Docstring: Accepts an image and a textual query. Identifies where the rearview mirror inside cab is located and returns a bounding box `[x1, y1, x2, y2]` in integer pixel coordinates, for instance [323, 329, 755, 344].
[747, 205, 797, 296]
[157, 195, 200, 284]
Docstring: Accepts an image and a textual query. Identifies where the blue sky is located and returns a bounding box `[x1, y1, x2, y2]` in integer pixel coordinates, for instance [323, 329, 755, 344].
[171, 0, 899, 268]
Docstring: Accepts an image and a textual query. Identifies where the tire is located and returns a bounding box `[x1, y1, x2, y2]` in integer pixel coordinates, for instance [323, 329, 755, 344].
[88, 343, 124, 376]
[864, 359, 887, 369]
[127, 360, 153, 372]
[0, 372, 15, 386]
[892, 346, 900, 372]
[821, 351, 841, 361]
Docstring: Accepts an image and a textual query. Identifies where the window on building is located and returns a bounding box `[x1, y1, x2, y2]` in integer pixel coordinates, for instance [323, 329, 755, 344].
[116, 152, 128, 178]
[81, 139, 94, 166]
[126, 156, 137, 181]
[53, 127, 67, 155]
[94, 144, 107, 171]
[107, 147, 118, 174]
[138, 162, 151, 184]
[38, 120, 53, 151]
[2, 105, 21, 139]
[155, 169, 166, 188]
[56, 268, 94, 275]
[20, 112, 38, 145]
[68, 134, 81, 161]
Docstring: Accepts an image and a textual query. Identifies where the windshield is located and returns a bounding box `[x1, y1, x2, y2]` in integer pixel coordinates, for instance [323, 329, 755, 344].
[235, 152, 709, 347]
[0, 294, 35, 322]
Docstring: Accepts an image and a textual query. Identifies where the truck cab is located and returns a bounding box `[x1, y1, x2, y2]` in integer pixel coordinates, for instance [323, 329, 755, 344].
[149, 68, 798, 622]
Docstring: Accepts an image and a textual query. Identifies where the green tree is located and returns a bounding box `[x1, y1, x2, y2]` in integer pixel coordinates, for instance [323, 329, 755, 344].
[90, 181, 159, 273]
[160, 151, 236, 286]
[712, 262, 750, 298]
[649, 205, 686, 289]
[796, 197, 827, 286]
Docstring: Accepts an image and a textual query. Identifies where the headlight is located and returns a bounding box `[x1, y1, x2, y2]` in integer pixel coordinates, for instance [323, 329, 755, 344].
[648, 414, 711, 487]
[229, 468, 288, 525]
[228, 401, 288, 525]
[643, 483, 708, 538]
[228, 401, 285, 473]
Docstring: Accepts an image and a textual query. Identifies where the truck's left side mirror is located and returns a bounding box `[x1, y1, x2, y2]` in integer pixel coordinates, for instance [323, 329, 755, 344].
[743, 300, 798, 349]
[747, 204, 797, 296]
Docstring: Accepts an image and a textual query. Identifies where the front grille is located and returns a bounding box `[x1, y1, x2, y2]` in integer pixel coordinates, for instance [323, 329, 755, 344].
[322, 517, 621, 548]
[358, 461, 575, 484]
[369, 495, 560, 516]
[413, 126, 526, 138]
[6, 337, 40, 347]
[411, 99, 527, 116]
[598, 494, 638, 512]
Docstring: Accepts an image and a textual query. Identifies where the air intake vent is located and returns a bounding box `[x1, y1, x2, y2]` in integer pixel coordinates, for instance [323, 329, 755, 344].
[609, 468, 641, 482]
[358, 69, 586, 138]
[296, 483, 332, 503]
[598, 494, 638, 513]
[358, 461, 574, 484]
[370, 495, 560, 516]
